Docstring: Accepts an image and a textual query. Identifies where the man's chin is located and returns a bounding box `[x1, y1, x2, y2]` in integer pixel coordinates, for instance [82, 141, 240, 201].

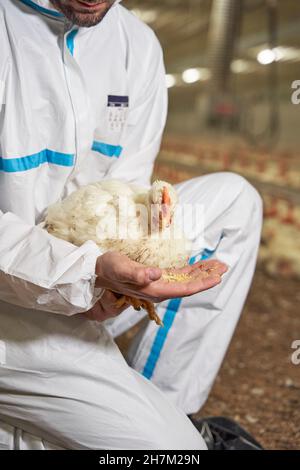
[50, 0, 112, 27]
[71, 10, 110, 27]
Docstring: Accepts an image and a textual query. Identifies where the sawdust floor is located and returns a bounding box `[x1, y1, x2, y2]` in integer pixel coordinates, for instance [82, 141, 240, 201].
[116, 269, 300, 450]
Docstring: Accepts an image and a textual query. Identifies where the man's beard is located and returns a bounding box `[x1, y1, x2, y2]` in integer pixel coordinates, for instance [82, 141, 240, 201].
[50, 1, 114, 27]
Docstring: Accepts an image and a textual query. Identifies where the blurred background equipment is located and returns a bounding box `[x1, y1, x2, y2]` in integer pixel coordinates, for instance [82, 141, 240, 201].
[206, 0, 244, 132]
[121, 0, 300, 450]
[205, 0, 280, 147]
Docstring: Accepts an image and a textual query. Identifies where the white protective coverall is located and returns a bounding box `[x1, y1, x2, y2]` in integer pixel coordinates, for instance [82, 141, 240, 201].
[0, 0, 262, 450]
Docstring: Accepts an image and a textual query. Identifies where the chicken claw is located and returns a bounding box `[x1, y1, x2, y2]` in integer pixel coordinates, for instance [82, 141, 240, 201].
[115, 295, 164, 327]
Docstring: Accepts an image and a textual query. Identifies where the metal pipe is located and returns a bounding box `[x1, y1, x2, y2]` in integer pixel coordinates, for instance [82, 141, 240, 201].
[207, 0, 244, 94]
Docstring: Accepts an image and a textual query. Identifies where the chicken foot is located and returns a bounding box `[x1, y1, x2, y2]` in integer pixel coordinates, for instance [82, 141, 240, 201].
[114, 295, 164, 327]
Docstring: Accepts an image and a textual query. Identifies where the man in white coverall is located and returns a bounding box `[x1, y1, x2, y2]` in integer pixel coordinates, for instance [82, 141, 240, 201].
[0, 0, 262, 450]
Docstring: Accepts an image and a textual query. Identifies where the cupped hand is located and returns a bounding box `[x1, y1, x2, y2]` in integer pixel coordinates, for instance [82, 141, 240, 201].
[86, 289, 129, 322]
[95, 251, 228, 304]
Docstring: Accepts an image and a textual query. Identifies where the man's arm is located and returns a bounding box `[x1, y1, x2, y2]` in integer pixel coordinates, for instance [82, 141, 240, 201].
[0, 14, 102, 316]
[106, 35, 168, 187]
[0, 209, 104, 315]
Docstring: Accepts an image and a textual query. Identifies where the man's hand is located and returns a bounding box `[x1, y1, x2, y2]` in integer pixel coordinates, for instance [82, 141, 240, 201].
[86, 290, 129, 322]
[95, 251, 228, 304]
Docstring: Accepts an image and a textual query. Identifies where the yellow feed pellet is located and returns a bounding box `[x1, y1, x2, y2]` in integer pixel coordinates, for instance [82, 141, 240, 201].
[162, 272, 193, 282]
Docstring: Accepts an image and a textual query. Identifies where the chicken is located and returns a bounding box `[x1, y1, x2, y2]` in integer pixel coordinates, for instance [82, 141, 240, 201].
[43, 179, 192, 326]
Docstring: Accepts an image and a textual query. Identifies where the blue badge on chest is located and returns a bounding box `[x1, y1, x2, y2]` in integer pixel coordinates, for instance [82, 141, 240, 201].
[107, 95, 129, 108]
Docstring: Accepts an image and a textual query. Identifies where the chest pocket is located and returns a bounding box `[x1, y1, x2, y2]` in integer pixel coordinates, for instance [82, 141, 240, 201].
[92, 95, 129, 159]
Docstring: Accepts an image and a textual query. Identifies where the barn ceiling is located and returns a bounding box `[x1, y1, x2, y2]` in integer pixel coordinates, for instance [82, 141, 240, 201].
[123, 0, 300, 91]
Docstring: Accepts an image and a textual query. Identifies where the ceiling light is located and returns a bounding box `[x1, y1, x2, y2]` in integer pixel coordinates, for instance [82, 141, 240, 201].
[231, 59, 250, 73]
[257, 49, 277, 65]
[182, 68, 202, 84]
[274, 47, 300, 62]
[166, 74, 176, 88]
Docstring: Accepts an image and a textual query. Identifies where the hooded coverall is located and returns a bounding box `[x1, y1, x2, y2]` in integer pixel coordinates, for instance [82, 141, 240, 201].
[0, 0, 262, 449]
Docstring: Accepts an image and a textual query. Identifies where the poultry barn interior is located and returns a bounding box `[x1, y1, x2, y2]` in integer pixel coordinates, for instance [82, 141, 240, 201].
[114, 0, 300, 450]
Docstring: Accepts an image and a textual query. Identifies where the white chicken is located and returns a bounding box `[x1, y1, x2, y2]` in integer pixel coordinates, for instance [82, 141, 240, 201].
[43, 179, 191, 325]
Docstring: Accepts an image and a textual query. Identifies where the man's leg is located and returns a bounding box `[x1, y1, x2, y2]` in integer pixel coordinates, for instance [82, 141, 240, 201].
[0, 307, 205, 450]
[0, 421, 65, 450]
[124, 172, 263, 414]
[0, 371, 205, 450]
